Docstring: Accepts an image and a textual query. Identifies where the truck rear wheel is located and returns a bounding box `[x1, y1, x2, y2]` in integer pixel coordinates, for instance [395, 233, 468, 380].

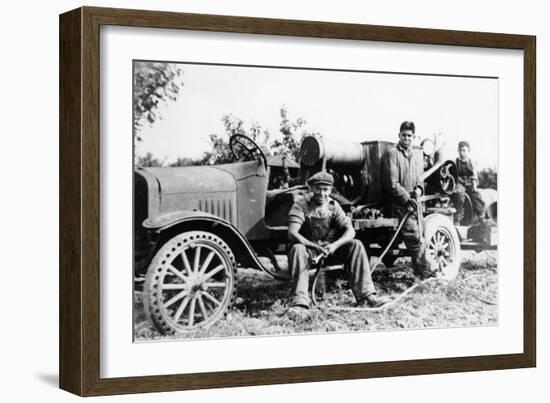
[144, 230, 237, 335]
[424, 214, 462, 280]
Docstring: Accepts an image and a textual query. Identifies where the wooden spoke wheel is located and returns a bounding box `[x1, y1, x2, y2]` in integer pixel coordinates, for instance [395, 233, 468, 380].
[144, 231, 237, 335]
[424, 214, 462, 280]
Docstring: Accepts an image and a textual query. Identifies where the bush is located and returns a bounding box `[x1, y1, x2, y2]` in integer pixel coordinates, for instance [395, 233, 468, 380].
[477, 167, 497, 189]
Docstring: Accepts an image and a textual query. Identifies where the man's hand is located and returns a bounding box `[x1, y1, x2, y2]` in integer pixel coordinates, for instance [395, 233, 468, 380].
[308, 243, 327, 255]
[324, 243, 339, 256]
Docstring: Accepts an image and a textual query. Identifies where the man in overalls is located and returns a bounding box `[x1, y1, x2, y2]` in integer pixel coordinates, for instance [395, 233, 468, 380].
[287, 171, 388, 308]
[452, 141, 486, 224]
[383, 121, 433, 279]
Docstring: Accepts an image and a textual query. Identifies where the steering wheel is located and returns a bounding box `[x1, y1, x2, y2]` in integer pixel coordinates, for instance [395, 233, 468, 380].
[229, 134, 267, 169]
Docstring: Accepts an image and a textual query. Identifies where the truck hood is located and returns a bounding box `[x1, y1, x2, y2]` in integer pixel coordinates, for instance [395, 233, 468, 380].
[139, 160, 265, 195]
[141, 166, 237, 195]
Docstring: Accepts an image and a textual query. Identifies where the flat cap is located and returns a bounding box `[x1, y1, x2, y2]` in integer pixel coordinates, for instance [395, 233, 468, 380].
[307, 171, 334, 186]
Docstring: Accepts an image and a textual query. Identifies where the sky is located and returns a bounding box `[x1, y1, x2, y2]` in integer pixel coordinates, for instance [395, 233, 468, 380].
[135, 62, 498, 169]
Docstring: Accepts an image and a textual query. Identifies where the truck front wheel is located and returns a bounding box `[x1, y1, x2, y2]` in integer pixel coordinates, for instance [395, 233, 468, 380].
[144, 230, 237, 335]
[424, 214, 462, 280]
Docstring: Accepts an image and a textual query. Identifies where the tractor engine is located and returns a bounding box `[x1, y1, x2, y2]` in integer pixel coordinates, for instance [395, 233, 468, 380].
[298, 134, 394, 207]
[297, 134, 459, 215]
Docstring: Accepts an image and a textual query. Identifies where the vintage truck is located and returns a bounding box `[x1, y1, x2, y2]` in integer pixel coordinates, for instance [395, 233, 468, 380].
[134, 133, 497, 334]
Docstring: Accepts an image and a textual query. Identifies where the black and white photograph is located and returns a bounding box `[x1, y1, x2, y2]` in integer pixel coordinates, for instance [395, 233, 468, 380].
[2, 0, 545, 400]
[132, 60, 499, 341]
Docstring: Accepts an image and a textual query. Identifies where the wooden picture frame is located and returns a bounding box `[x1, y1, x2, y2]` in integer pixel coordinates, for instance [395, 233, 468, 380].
[59, 6, 536, 396]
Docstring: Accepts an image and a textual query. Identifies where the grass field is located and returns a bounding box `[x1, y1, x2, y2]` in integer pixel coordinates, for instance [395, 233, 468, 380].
[134, 251, 497, 341]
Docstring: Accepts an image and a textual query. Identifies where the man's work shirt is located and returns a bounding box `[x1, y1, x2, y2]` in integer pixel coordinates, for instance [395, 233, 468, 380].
[456, 158, 478, 187]
[383, 143, 424, 206]
[288, 194, 351, 243]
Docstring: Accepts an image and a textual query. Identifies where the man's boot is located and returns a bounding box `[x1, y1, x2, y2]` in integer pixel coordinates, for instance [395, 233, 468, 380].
[356, 293, 391, 308]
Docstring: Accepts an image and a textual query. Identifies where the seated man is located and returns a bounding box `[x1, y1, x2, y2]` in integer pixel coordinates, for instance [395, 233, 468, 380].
[287, 171, 388, 309]
[452, 141, 485, 224]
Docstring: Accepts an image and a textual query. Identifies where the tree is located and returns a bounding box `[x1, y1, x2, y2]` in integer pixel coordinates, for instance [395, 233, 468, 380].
[199, 133, 239, 165]
[133, 62, 184, 142]
[270, 106, 306, 160]
[200, 107, 306, 166]
[200, 114, 273, 165]
[135, 152, 165, 168]
[169, 157, 204, 167]
[136, 106, 308, 168]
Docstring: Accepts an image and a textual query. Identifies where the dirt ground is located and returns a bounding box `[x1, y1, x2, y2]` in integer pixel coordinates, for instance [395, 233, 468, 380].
[133, 251, 498, 341]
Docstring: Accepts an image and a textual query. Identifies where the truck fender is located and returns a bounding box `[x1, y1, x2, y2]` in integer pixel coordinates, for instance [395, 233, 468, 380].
[143, 210, 268, 274]
[143, 210, 221, 230]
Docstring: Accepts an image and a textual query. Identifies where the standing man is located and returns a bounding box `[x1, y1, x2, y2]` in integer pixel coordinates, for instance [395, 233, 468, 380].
[383, 121, 433, 278]
[452, 141, 485, 224]
[287, 171, 388, 308]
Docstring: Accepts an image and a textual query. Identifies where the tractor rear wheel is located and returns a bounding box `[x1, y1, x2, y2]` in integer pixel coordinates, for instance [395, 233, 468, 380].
[143, 230, 237, 335]
[424, 214, 462, 280]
